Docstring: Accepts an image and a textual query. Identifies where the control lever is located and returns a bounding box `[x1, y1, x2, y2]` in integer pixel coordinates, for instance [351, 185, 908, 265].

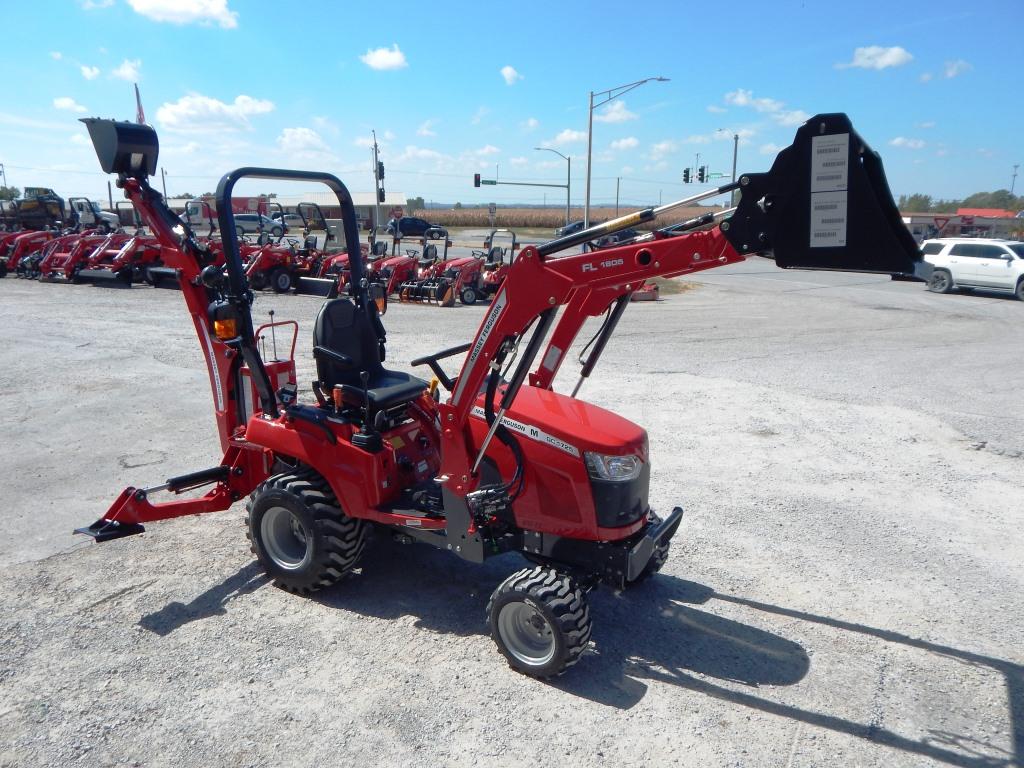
[351, 370, 383, 452]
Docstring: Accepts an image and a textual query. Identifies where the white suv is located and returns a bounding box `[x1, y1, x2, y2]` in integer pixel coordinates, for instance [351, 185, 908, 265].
[921, 238, 1024, 300]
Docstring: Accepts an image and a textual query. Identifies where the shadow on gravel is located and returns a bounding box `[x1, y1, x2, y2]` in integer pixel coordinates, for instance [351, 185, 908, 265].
[316, 538, 1020, 768]
[137, 562, 267, 636]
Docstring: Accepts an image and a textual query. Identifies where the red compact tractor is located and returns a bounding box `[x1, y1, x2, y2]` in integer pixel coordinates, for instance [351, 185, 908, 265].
[75, 115, 924, 677]
[478, 229, 518, 300]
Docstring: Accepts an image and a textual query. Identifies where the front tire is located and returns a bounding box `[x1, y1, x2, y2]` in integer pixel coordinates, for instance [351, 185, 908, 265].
[246, 468, 365, 595]
[487, 566, 592, 677]
[460, 285, 478, 305]
[928, 269, 953, 294]
[1016, 278, 1024, 301]
[269, 267, 293, 293]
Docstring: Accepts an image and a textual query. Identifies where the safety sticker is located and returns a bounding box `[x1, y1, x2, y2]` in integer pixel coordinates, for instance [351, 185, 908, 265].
[811, 133, 849, 193]
[810, 190, 848, 247]
[470, 406, 580, 457]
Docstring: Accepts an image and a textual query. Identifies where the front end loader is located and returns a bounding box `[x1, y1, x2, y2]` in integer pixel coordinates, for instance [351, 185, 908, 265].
[73, 113, 922, 677]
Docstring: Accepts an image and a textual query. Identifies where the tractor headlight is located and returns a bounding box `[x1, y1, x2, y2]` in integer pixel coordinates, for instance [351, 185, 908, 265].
[584, 452, 642, 482]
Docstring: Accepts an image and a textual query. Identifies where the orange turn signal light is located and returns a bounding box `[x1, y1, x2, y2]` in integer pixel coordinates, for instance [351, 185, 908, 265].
[213, 318, 238, 339]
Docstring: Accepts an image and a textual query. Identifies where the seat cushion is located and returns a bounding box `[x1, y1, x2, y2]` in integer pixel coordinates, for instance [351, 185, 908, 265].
[341, 369, 427, 411]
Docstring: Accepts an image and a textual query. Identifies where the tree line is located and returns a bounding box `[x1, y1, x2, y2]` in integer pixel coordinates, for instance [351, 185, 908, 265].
[898, 189, 1023, 214]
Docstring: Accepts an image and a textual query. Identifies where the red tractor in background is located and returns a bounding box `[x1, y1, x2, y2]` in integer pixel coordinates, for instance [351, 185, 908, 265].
[478, 228, 518, 300]
[75, 114, 925, 677]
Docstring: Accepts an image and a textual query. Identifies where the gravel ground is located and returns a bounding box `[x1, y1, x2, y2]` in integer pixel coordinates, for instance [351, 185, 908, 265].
[0, 265, 1021, 768]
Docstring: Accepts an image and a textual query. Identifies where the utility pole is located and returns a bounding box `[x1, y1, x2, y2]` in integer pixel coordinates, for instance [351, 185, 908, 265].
[0, 162, 7, 189]
[615, 177, 620, 216]
[160, 167, 168, 198]
[107, 180, 113, 210]
[372, 130, 381, 233]
[1012, 164, 1019, 195]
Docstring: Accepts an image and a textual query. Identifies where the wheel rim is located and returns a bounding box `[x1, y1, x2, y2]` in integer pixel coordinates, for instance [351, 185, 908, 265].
[497, 602, 556, 667]
[463, 288, 476, 303]
[931, 273, 949, 291]
[276, 272, 291, 290]
[260, 506, 311, 570]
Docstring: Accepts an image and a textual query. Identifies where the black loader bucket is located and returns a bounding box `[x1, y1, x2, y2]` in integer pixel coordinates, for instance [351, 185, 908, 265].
[722, 113, 925, 279]
[295, 275, 339, 297]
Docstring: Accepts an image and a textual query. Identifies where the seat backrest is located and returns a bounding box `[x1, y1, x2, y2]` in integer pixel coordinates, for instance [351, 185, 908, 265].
[312, 298, 383, 388]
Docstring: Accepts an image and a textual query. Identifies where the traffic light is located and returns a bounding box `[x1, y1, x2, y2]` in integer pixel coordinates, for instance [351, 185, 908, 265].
[377, 161, 385, 181]
[473, 173, 481, 188]
[697, 165, 707, 183]
[377, 187, 385, 203]
[682, 168, 691, 184]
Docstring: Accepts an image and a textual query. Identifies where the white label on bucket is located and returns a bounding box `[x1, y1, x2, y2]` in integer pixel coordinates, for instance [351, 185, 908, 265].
[810, 190, 848, 248]
[811, 133, 849, 192]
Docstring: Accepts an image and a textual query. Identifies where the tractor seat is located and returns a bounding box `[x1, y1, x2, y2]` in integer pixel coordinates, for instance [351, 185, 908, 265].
[313, 298, 427, 412]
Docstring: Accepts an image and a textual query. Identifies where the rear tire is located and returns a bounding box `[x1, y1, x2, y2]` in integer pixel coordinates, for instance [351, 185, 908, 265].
[487, 566, 592, 677]
[928, 269, 953, 294]
[245, 468, 365, 595]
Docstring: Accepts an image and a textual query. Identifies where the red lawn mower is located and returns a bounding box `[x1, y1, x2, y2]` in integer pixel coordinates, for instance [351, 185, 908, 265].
[75, 115, 924, 677]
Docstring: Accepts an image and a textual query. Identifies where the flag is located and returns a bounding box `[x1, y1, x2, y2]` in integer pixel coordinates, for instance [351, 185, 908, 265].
[134, 83, 146, 125]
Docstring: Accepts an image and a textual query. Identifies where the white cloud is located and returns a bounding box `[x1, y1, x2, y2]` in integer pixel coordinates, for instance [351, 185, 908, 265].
[396, 145, 444, 162]
[111, 58, 142, 81]
[944, 59, 971, 78]
[594, 101, 637, 124]
[500, 65, 522, 86]
[474, 145, 500, 156]
[621, 165, 634, 175]
[917, 121, 936, 129]
[509, 157, 528, 167]
[471, 106, 489, 125]
[354, 136, 375, 149]
[81, 0, 114, 8]
[610, 137, 638, 151]
[382, 130, 395, 141]
[277, 127, 332, 157]
[546, 129, 587, 147]
[920, 72, 933, 83]
[360, 44, 407, 71]
[311, 115, 338, 135]
[725, 89, 783, 113]
[838, 45, 913, 70]
[53, 97, 87, 113]
[706, 105, 726, 114]
[80, 65, 100, 80]
[683, 134, 712, 144]
[50, 51, 62, 60]
[650, 140, 677, 161]
[760, 143, 783, 155]
[773, 109, 810, 127]
[889, 136, 926, 149]
[157, 93, 274, 133]
[935, 148, 949, 157]
[416, 119, 436, 137]
[70, 133, 91, 146]
[127, 0, 238, 28]
[521, 117, 539, 131]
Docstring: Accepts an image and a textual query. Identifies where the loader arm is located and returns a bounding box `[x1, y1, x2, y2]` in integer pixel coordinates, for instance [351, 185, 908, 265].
[437, 112, 923, 497]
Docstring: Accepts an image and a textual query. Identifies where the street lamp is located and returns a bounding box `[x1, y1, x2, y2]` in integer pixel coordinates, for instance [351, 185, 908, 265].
[584, 76, 669, 228]
[534, 147, 571, 226]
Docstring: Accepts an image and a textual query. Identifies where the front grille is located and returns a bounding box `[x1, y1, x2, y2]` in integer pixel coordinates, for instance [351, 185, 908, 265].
[589, 461, 650, 528]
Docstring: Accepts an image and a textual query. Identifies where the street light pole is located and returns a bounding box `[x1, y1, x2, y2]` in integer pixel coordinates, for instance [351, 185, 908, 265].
[160, 167, 167, 198]
[534, 147, 571, 225]
[583, 76, 668, 228]
[1012, 164, 1019, 195]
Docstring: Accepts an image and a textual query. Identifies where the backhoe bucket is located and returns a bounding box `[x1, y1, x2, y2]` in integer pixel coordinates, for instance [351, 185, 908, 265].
[399, 277, 453, 306]
[722, 113, 924, 278]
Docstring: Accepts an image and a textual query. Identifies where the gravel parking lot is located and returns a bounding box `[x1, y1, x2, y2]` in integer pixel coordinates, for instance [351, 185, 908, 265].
[0, 263, 1021, 767]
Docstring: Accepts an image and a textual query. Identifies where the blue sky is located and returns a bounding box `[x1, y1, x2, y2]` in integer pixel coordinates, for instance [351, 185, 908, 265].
[1, 0, 1020, 208]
